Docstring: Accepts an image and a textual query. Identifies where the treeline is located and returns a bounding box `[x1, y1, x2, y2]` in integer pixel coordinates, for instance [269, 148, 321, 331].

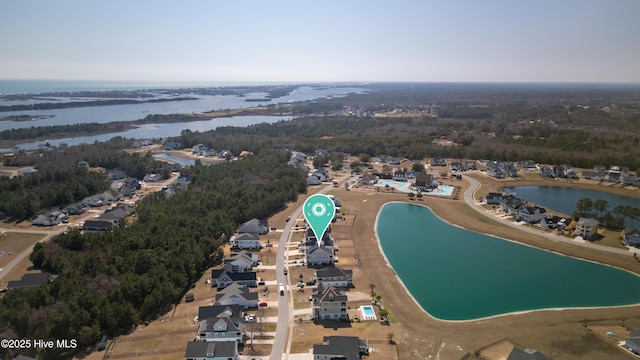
[0, 150, 306, 359]
[0, 97, 197, 112]
[0, 122, 129, 141]
[574, 198, 640, 229]
[170, 114, 640, 172]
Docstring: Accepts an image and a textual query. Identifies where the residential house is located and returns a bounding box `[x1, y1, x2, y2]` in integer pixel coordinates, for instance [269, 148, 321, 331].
[211, 265, 257, 289]
[554, 164, 576, 178]
[78, 160, 89, 168]
[450, 161, 463, 172]
[580, 170, 604, 181]
[313, 336, 369, 360]
[143, 173, 163, 182]
[574, 218, 599, 240]
[214, 283, 259, 309]
[64, 202, 89, 215]
[229, 233, 261, 249]
[7, 273, 55, 291]
[430, 158, 446, 167]
[306, 246, 335, 267]
[541, 216, 572, 231]
[516, 206, 547, 224]
[393, 170, 407, 181]
[32, 210, 67, 226]
[307, 175, 323, 186]
[414, 173, 437, 192]
[593, 165, 607, 175]
[198, 304, 243, 321]
[626, 330, 640, 355]
[238, 218, 269, 235]
[538, 165, 555, 178]
[304, 227, 334, 248]
[312, 286, 348, 321]
[288, 152, 308, 167]
[506, 347, 554, 360]
[516, 160, 537, 171]
[623, 228, 640, 248]
[82, 220, 114, 233]
[360, 172, 378, 185]
[196, 316, 245, 344]
[315, 267, 353, 289]
[485, 192, 503, 205]
[106, 169, 126, 180]
[224, 251, 259, 272]
[177, 175, 193, 186]
[499, 196, 526, 217]
[184, 341, 239, 360]
[99, 204, 135, 227]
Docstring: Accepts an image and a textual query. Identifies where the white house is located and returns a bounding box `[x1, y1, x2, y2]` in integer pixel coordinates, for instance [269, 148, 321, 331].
[229, 233, 261, 249]
[196, 316, 245, 344]
[315, 267, 353, 288]
[223, 251, 259, 272]
[214, 283, 259, 309]
[306, 246, 335, 267]
[623, 228, 640, 248]
[574, 218, 599, 240]
[516, 206, 547, 224]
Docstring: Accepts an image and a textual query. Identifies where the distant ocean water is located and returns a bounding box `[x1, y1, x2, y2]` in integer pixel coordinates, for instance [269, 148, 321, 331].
[0, 79, 295, 95]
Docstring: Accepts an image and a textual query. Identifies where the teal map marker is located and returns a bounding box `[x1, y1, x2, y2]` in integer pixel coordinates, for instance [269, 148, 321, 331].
[303, 194, 336, 247]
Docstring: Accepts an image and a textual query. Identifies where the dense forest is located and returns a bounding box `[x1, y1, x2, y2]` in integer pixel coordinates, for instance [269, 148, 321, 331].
[0, 150, 306, 359]
[0, 139, 175, 222]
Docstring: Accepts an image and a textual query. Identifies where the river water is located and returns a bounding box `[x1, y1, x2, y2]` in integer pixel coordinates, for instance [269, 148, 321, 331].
[376, 202, 640, 320]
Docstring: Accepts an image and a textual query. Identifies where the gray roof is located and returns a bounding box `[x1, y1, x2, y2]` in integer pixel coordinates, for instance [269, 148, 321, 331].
[316, 267, 352, 279]
[313, 336, 362, 360]
[577, 218, 599, 227]
[507, 348, 554, 360]
[198, 304, 242, 320]
[313, 286, 347, 302]
[184, 341, 236, 358]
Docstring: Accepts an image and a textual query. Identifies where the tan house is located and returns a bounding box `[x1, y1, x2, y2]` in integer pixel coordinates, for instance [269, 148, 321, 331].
[573, 218, 599, 240]
[312, 286, 348, 321]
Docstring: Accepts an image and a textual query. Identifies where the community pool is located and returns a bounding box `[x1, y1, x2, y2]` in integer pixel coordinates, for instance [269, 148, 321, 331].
[360, 305, 377, 320]
[374, 179, 454, 196]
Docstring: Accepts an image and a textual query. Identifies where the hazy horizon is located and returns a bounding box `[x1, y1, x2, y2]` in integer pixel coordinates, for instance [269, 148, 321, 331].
[2, 1, 640, 83]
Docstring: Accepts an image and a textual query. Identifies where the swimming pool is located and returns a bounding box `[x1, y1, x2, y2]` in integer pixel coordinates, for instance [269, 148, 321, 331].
[429, 185, 454, 197]
[375, 179, 411, 192]
[359, 305, 377, 320]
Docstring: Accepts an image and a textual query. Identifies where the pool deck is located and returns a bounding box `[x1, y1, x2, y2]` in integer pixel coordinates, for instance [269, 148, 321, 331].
[359, 305, 377, 321]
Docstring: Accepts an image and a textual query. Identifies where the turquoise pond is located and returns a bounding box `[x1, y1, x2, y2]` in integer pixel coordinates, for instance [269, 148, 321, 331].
[376, 202, 640, 321]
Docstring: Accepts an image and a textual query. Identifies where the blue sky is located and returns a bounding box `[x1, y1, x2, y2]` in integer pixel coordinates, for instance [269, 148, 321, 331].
[1, 0, 639, 83]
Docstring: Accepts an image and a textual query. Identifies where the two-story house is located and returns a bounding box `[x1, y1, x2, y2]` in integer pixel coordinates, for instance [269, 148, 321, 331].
[223, 251, 259, 272]
[315, 267, 353, 289]
[196, 316, 245, 344]
[312, 286, 348, 321]
[237, 218, 269, 235]
[229, 233, 261, 249]
[211, 264, 257, 289]
[574, 218, 599, 240]
[214, 283, 259, 309]
[516, 206, 547, 224]
[306, 246, 335, 267]
[623, 228, 640, 248]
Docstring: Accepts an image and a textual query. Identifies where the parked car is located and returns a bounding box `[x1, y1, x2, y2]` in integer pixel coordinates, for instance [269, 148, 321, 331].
[185, 294, 195, 302]
[306, 279, 316, 286]
[259, 302, 268, 307]
[257, 280, 265, 286]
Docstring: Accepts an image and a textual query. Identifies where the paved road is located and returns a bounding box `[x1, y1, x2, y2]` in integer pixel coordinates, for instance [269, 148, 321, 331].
[462, 174, 632, 256]
[270, 174, 354, 360]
